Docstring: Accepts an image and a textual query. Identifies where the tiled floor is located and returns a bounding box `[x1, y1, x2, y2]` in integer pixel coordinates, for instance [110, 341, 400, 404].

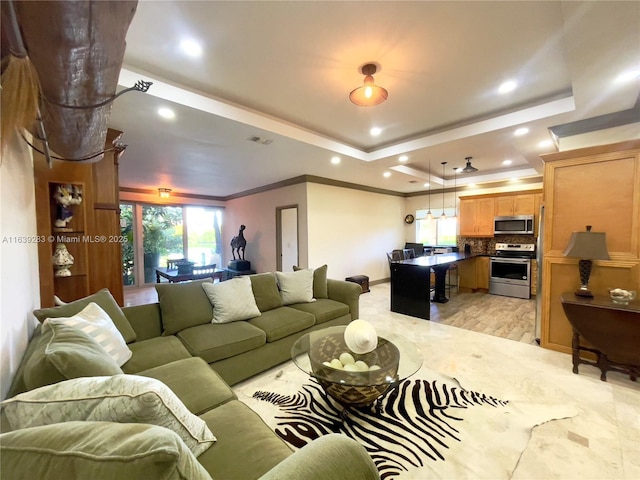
[126, 281, 640, 478]
[236, 282, 639, 479]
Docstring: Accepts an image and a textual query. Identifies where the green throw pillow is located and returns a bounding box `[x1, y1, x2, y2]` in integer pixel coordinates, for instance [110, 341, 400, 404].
[249, 273, 283, 312]
[293, 264, 328, 299]
[156, 279, 214, 335]
[33, 289, 136, 343]
[22, 322, 123, 391]
[0, 422, 213, 480]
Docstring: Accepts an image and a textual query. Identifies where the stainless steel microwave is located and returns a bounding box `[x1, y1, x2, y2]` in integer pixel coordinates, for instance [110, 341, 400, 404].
[493, 215, 534, 235]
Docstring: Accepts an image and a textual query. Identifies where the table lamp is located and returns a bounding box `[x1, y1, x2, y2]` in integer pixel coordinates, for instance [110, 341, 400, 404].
[563, 226, 610, 297]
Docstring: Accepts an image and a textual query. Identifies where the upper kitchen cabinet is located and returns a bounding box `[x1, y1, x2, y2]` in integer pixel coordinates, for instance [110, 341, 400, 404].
[459, 197, 495, 236]
[495, 194, 536, 216]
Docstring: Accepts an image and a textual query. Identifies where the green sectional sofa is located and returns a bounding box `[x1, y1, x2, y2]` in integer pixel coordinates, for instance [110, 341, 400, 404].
[1, 269, 379, 480]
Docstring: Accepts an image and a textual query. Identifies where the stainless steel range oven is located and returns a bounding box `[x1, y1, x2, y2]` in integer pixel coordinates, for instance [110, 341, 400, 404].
[489, 243, 535, 299]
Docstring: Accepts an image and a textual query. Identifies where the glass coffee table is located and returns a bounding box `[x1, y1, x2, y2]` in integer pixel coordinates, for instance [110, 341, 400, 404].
[291, 325, 422, 408]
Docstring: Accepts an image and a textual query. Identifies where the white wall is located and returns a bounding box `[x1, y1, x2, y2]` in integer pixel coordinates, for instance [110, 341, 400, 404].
[307, 183, 405, 282]
[0, 137, 40, 399]
[225, 183, 307, 273]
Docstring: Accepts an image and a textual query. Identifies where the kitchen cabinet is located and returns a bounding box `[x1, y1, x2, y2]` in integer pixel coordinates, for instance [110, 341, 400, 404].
[459, 197, 495, 236]
[476, 256, 490, 289]
[458, 256, 490, 291]
[495, 194, 535, 216]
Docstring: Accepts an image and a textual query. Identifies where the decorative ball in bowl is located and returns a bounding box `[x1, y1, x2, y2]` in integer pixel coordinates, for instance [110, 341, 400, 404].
[609, 288, 636, 305]
[309, 332, 399, 407]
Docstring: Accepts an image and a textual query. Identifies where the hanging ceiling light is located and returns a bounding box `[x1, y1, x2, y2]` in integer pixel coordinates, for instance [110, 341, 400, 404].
[461, 156, 478, 173]
[440, 161, 447, 220]
[349, 63, 388, 106]
[451, 167, 458, 219]
[426, 159, 433, 221]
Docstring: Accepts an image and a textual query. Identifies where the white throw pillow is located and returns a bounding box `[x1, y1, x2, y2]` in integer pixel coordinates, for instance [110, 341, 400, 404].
[201, 276, 261, 323]
[0, 375, 216, 456]
[44, 302, 132, 366]
[276, 269, 315, 305]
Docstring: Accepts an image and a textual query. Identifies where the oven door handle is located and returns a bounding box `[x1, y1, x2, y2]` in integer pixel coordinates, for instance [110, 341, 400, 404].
[490, 257, 531, 264]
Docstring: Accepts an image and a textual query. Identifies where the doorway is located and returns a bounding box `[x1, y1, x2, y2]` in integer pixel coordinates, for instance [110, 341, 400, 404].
[276, 206, 298, 272]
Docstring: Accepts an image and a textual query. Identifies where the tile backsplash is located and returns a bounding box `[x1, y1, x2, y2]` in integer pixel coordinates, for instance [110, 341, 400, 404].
[458, 235, 537, 255]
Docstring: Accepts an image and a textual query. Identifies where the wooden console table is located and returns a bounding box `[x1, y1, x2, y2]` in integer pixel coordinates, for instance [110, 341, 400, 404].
[560, 292, 639, 382]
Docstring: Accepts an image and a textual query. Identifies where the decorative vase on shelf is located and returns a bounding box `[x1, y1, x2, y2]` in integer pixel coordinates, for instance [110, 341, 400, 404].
[53, 243, 74, 277]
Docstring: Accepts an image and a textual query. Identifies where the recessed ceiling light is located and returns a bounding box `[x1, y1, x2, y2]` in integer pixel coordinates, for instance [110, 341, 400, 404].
[423, 182, 430, 187]
[370, 127, 382, 136]
[615, 68, 640, 83]
[538, 139, 553, 148]
[467, 183, 476, 188]
[383, 171, 391, 178]
[157, 107, 175, 119]
[399, 155, 409, 163]
[180, 39, 202, 58]
[502, 159, 512, 165]
[514, 127, 529, 136]
[331, 156, 341, 165]
[510, 178, 519, 182]
[498, 80, 517, 94]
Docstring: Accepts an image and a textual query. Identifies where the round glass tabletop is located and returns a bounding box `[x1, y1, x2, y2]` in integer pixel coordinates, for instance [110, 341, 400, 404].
[291, 325, 423, 406]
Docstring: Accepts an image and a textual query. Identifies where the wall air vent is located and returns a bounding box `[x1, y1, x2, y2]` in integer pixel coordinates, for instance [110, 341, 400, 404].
[247, 135, 273, 145]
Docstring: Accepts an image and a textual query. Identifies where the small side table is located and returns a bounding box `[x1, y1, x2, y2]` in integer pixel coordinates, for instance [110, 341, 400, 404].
[345, 275, 370, 293]
[560, 292, 639, 382]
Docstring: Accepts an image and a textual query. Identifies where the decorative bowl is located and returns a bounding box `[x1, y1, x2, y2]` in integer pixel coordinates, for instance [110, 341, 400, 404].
[309, 332, 399, 407]
[609, 289, 636, 305]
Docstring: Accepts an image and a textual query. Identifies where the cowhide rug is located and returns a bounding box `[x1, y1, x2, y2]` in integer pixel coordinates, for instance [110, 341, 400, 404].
[239, 368, 578, 480]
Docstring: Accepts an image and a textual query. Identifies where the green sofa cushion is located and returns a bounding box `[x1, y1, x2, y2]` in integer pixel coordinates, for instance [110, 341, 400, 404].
[138, 357, 236, 415]
[250, 272, 283, 312]
[0, 421, 213, 480]
[32, 288, 137, 343]
[122, 336, 192, 374]
[248, 306, 315, 342]
[156, 279, 214, 335]
[197, 400, 292, 479]
[23, 322, 123, 391]
[177, 322, 266, 363]
[288, 298, 350, 325]
[294, 264, 328, 299]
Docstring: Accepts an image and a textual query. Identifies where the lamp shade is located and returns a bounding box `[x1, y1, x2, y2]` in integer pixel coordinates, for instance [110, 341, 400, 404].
[563, 229, 610, 260]
[349, 63, 388, 106]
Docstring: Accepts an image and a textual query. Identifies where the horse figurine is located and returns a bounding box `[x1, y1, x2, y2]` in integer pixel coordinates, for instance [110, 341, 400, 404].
[231, 225, 247, 260]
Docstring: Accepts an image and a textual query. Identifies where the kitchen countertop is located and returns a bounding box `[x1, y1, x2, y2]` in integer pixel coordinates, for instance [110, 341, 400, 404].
[398, 252, 475, 267]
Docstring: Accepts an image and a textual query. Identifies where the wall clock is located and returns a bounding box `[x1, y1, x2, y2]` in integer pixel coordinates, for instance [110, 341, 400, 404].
[404, 214, 415, 224]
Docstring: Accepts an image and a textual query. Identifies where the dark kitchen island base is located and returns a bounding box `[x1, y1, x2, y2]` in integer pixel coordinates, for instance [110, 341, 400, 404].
[390, 253, 471, 320]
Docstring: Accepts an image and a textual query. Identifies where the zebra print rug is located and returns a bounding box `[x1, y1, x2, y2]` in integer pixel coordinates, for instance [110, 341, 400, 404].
[242, 369, 577, 479]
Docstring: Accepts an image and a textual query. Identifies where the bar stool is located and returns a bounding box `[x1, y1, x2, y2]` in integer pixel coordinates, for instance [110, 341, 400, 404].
[445, 263, 459, 296]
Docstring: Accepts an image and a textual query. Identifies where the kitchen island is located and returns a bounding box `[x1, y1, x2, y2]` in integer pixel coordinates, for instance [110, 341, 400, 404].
[390, 253, 473, 320]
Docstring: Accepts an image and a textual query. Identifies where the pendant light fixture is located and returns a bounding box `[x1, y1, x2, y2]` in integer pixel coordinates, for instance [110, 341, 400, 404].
[426, 159, 433, 221]
[440, 161, 447, 220]
[461, 156, 478, 173]
[451, 167, 458, 219]
[349, 63, 388, 106]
